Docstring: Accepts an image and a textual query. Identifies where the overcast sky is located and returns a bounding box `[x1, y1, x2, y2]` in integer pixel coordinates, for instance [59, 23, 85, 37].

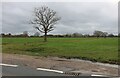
[1, 2, 118, 35]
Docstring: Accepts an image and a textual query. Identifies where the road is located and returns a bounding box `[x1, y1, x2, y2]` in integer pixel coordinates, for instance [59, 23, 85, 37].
[1, 63, 115, 78]
[2, 65, 91, 76]
[2, 65, 65, 76]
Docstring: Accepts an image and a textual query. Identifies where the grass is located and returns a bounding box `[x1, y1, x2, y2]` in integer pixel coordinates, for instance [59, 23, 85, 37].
[2, 37, 118, 64]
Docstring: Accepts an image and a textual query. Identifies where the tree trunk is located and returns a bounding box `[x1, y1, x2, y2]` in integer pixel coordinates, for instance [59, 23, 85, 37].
[44, 31, 47, 42]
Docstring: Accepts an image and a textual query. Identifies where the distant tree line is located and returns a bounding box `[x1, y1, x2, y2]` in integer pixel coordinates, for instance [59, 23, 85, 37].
[46, 31, 118, 38]
[1, 30, 118, 38]
[1, 31, 29, 37]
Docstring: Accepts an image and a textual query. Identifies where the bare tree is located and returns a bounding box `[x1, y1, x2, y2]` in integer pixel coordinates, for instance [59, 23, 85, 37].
[108, 33, 114, 37]
[23, 31, 29, 37]
[93, 30, 108, 38]
[102, 32, 108, 38]
[72, 33, 83, 37]
[31, 6, 61, 42]
[34, 32, 40, 37]
[93, 30, 103, 38]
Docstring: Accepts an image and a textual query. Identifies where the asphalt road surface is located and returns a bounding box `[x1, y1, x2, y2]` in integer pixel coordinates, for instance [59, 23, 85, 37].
[1, 63, 115, 78]
[2, 65, 92, 76]
[2, 65, 66, 76]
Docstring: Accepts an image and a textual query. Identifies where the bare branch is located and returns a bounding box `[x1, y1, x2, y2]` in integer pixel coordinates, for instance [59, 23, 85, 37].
[34, 26, 45, 33]
[30, 6, 61, 41]
[47, 28, 54, 33]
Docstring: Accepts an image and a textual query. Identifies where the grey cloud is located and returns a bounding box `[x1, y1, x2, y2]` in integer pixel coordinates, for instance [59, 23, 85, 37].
[1, 2, 118, 35]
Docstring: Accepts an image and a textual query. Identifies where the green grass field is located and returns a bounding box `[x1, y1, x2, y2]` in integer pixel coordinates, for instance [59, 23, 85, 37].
[2, 37, 118, 64]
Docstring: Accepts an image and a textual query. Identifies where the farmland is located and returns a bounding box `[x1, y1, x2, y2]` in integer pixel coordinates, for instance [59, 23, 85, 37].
[2, 37, 118, 64]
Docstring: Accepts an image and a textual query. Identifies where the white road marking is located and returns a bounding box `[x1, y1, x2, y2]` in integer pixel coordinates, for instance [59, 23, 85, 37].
[0, 63, 18, 67]
[91, 74, 106, 77]
[37, 68, 64, 74]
